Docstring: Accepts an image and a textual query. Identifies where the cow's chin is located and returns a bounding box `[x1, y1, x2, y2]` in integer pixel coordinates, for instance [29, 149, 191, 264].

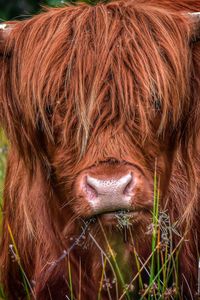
[82, 208, 153, 264]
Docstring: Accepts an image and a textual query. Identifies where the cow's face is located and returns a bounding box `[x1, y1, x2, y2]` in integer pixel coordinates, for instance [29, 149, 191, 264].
[44, 6, 192, 228]
[52, 111, 173, 228]
[0, 4, 199, 230]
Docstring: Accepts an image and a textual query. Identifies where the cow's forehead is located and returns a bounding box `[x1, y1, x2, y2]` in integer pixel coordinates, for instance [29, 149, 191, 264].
[2, 1, 194, 151]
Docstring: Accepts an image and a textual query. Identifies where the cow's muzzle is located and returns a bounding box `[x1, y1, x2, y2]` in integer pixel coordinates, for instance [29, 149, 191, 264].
[75, 162, 152, 219]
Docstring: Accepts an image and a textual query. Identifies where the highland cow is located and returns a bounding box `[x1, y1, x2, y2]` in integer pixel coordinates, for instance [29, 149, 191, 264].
[0, 0, 200, 299]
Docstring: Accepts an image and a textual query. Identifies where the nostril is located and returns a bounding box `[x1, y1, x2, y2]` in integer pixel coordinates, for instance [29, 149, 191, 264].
[83, 176, 98, 200]
[123, 173, 135, 195]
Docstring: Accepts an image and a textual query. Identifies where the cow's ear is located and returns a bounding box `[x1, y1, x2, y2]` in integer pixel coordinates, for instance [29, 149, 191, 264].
[0, 22, 17, 55]
[183, 12, 200, 171]
[189, 12, 200, 123]
[0, 22, 19, 143]
[189, 12, 200, 42]
[0, 22, 17, 124]
[0, 22, 16, 128]
[0, 21, 50, 171]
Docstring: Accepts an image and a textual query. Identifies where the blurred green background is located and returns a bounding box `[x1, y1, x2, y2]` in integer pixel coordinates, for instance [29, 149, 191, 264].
[0, 0, 76, 20]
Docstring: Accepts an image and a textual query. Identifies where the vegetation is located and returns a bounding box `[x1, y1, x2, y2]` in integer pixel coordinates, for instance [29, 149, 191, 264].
[0, 0, 95, 21]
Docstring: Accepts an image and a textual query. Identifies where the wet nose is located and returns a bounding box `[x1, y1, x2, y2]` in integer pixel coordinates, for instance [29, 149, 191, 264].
[82, 173, 135, 214]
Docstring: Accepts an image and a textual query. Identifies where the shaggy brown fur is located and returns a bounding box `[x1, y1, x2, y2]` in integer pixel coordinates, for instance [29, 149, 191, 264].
[0, 0, 200, 299]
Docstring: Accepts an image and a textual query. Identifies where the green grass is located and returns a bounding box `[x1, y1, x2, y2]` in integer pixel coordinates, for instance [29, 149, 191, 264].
[117, 166, 183, 300]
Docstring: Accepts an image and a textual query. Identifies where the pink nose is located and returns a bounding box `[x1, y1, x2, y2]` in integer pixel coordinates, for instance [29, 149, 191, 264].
[81, 173, 135, 214]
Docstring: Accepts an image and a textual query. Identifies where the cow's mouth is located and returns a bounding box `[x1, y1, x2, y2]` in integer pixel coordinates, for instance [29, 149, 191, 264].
[86, 208, 151, 225]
